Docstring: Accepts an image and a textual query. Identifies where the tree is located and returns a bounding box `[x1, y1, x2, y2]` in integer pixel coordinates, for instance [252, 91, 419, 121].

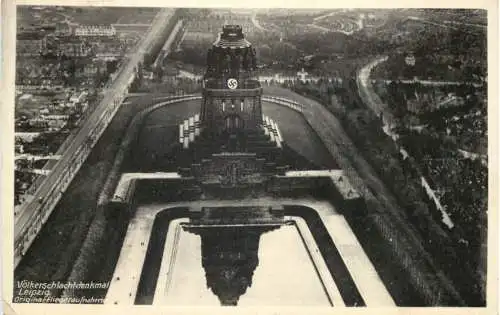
[143, 53, 153, 68]
[153, 66, 164, 83]
[412, 201, 431, 235]
[106, 60, 118, 74]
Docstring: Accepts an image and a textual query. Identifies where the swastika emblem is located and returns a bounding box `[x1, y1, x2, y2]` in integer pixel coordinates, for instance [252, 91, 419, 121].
[227, 78, 238, 89]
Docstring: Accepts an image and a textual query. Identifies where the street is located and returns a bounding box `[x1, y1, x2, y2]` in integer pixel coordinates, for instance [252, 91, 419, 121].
[14, 8, 178, 267]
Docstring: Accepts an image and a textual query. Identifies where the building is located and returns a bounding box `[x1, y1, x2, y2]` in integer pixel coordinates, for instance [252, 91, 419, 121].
[69, 91, 88, 104]
[74, 25, 116, 37]
[405, 53, 416, 66]
[55, 22, 72, 36]
[16, 79, 64, 93]
[16, 37, 46, 57]
[58, 40, 93, 57]
[27, 118, 49, 129]
[93, 42, 125, 60]
[40, 37, 93, 58]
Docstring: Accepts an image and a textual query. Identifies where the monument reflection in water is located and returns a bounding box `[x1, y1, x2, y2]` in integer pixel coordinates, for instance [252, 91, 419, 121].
[160, 217, 332, 307]
[184, 225, 278, 306]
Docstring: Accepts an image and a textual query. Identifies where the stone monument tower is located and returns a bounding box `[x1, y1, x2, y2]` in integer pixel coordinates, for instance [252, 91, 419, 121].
[177, 25, 287, 197]
[200, 25, 263, 138]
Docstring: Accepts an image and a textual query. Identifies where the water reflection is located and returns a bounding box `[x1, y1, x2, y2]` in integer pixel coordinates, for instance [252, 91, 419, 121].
[183, 225, 279, 306]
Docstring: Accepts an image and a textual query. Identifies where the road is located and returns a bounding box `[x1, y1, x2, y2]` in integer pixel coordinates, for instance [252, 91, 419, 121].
[380, 78, 484, 87]
[25, 13, 178, 195]
[251, 13, 269, 31]
[357, 56, 395, 127]
[358, 57, 455, 229]
[406, 16, 483, 34]
[407, 16, 458, 29]
[14, 8, 178, 266]
[152, 19, 184, 68]
[313, 10, 344, 21]
[443, 20, 486, 29]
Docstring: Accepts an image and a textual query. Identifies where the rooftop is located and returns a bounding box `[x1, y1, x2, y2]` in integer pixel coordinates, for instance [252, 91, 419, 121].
[213, 24, 252, 49]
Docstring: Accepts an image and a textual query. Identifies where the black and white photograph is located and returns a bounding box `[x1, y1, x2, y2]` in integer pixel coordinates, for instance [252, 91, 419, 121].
[2, 2, 497, 312]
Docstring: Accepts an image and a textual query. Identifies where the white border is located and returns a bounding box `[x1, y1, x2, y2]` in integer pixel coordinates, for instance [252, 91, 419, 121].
[1, 1, 498, 315]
